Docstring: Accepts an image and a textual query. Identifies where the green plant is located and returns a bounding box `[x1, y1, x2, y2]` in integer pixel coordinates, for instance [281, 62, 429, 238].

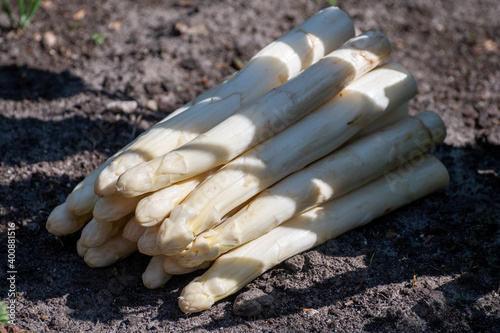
[1, 0, 41, 30]
[91, 33, 107, 45]
[0, 301, 9, 325]
[369, 252, 375, 266]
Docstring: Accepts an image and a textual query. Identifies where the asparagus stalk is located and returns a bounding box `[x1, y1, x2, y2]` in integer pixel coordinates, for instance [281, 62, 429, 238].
[142, 255, 172, 289]
[76, 239, 88, 258]
[137, 225, 163, 256]
[353, 102, 408, 138]
[162, 256, 212, 275]
[84, 235, 137, 268]
[93, 196, 146, 223]
[156, 60, 413, 255]
[135, 171, 213, 227]
[45, 202, 93, 236]
[122, 216, 146, 242]
[178, 154, 450, 313]
[95, 7, 355, 197]
[79, 214, 132, 248]
[117, 29, 392, 198]
[176, 111, 445, 267]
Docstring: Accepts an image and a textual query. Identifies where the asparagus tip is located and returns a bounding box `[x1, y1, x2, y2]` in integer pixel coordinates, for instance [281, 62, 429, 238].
[94, 164, 122, 198]
[115, 163, 156, 197]
[179, 281, 215, 314]
[142, 256, 172, 289]
[46, 202, 90, 236]
[157, 216, 196, 256]
[84, 249, 120, 268]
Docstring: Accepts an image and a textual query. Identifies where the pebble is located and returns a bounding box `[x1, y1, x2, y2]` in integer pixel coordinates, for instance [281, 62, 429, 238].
[146, 99, 158, 111]
[106, 100, 138, 113]
[233, 288, 274, 317]
[43, 31, 57, 49]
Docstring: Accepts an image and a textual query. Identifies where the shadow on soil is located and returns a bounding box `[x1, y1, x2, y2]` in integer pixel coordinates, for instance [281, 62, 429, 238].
[0, 66, 165, 167]
[0, 65, 87, 101]
[0, 114, 140, 166]
[0, 143, 498, 332]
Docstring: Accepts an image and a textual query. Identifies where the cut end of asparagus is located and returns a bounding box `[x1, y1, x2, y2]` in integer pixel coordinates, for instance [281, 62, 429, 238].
[415, 110, 447, 144]
[346, 29, 392, 58]
[46, 202, 92, 236]
[179, 281, 216, 314]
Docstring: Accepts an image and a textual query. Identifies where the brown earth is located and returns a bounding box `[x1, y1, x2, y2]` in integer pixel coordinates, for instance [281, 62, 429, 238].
[0, 0, 499, 332]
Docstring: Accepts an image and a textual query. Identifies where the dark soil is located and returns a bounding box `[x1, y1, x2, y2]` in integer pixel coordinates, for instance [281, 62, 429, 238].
[1, 0, 499, 332]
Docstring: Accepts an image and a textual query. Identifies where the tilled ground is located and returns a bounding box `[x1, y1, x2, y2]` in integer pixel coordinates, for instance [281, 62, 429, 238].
[0, 0, 499, 332]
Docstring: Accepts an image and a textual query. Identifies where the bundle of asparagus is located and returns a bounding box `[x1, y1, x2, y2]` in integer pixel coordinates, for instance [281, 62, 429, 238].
[46, 7, 449, 314]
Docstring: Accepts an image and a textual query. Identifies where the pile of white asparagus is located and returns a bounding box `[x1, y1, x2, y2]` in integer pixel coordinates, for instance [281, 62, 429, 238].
[46, 7, 449, 314]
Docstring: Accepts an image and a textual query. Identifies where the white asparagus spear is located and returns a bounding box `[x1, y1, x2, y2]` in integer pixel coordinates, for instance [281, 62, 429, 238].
[76, 239, 88, 258]
[135, 170, 213, 227]
[137, 225, 163, 256]
[79, 214, 132, 248]
[117, 30, 391, 197]
[176, 111, 445, 267]
[84, 235, 138, 268]
[178, 154, 450, 313]
[142, 255, 172, 289]
[353, 102, 408, 138]
[45, 202, 93, 236]
[95, 7, 355, 197]
[122, 216, 146, 242]
[162, 257, 212, 275]
[92, 195, 146, 223]
[156, 61, 413, 255]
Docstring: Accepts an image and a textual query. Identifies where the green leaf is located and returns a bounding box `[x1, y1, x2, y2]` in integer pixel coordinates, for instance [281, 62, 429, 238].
[1, 0, 14, 28]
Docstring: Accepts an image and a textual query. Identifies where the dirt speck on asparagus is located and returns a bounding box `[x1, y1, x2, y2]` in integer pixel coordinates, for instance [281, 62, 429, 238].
[0, 0, 499, 332]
